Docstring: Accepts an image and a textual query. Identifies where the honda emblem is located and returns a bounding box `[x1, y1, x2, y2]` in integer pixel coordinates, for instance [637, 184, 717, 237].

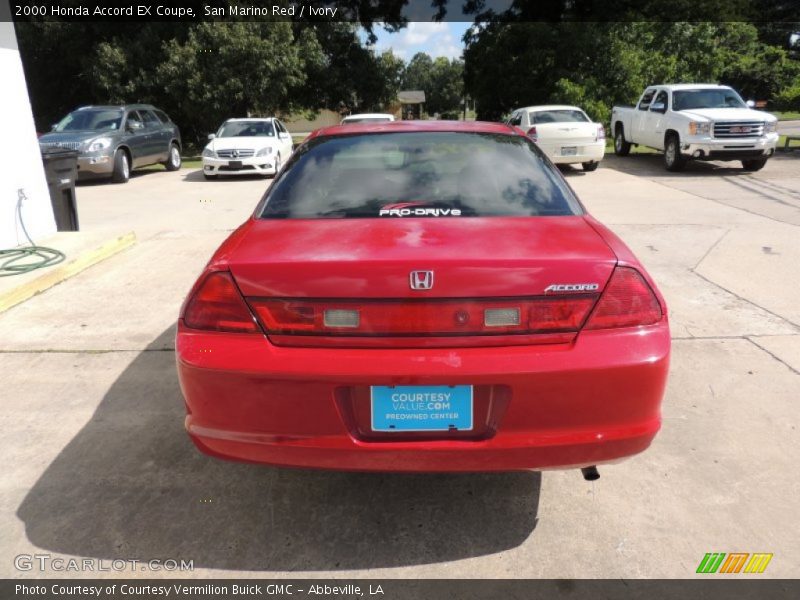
[410, 270, 434, 290]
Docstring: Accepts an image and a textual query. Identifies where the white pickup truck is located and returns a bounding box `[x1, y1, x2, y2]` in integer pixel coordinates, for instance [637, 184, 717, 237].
[611, 84, 779, 171]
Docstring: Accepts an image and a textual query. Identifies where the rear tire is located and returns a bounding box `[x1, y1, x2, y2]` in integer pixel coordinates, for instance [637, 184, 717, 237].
[164, 143, 181, 171]
[664, 134, 686, 172]
[111, 149, 130, 184]
[614, 126, 631, 157]
[582, 161, 599, 172]
[741, 158, 768, 172]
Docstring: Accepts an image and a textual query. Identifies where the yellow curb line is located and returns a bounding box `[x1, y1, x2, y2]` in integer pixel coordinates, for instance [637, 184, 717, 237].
[0, 232, 137, 314]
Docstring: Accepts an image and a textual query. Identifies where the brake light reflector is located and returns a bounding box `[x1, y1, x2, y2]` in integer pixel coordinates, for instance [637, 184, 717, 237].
[249, 297, 598, 337]
[526, 126, 538, 142]
[584, 267, 662, 330]
[183, 272, 258, 333]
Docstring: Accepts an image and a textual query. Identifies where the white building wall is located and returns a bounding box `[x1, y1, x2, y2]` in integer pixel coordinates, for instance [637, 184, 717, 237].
[0, 3, 56, 249]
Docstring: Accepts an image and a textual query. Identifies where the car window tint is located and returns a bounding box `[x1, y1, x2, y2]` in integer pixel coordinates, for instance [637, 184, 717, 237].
[638, 89, 656, 111]
[260, 132, 582, 219]
[652, 91, 668, 109]
[126, 111, 144, 127]
[153, 110, 171, 124]
[141, 110, 161, 129]
[530, 110, 589, 124]
[53, 109, 123, 132]
[672, 89, 746, 110]
[218, 121, 275, 137]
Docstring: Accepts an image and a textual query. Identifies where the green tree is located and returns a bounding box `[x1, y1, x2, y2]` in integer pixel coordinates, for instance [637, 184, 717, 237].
[427, 57, 465, 116]
[153, 22, 310, 143]
[402, 52, 435, 93]
[401, 53, 464, 116]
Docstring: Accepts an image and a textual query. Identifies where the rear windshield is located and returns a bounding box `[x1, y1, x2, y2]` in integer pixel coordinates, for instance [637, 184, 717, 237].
[259, 132, 581, 219]
[530, 110, 590, 124]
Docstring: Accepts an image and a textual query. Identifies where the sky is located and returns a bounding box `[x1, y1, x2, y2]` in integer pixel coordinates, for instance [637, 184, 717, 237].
[367, 22, 473, 61]
[357, 0, 515, 61]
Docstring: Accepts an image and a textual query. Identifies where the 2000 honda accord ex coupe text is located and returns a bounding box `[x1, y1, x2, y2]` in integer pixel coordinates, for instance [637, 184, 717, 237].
[176, 121, 670, 476]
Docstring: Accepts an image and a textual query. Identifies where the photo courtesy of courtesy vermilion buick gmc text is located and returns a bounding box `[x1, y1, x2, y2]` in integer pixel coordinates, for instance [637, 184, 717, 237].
[176, 120, 670, 476]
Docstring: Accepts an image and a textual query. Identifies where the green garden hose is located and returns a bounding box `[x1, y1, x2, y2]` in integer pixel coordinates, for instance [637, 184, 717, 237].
[0, 189, 65, 277]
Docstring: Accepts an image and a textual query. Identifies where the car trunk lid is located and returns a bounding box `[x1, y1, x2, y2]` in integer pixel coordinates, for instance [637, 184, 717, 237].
[226, 216, 617, 347]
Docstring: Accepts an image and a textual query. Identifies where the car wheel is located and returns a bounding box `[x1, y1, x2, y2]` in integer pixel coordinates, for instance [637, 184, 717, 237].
[614, 126, 631, 157]
[164, 144, 181, 171]
[664, 134, 686, 172]
[111, 149, 130, 184]
[582, 161, 599, 172]
[741, 158, 768, 172]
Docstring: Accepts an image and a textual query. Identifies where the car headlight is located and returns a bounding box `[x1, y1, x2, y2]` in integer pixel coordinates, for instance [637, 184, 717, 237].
[87, 137, 112, 152]
[202, 147, 216, 158]
[764, 121, 777, 134]
[688, 121, 710, 136]
[255, 147, 273, 157]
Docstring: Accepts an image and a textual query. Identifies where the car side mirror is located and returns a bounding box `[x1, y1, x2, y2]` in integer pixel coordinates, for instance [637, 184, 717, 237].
[650, 102, 666, 113]
[208, 133, 216, 140]
[127, 121, 143, 132]
[51, 124, 58, 131]
[279, 132, 289, 140]
[746, 100, 755, 108]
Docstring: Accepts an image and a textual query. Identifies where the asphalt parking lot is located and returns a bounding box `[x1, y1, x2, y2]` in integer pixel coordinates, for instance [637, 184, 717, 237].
[1, 152, 798, 578]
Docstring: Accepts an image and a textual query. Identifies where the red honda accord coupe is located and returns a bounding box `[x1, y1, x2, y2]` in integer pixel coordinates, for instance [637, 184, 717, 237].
[176, 120, 670, 475]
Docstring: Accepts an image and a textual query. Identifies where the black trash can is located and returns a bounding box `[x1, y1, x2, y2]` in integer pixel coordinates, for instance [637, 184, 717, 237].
[41, 147, 79, 231]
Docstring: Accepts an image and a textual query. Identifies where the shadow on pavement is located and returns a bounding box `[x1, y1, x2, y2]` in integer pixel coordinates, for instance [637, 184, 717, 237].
[17, 327, 540, 571]
[556, 164, 588, 178]
[602, 152, 796, 178]
[182, 169, 272, 183]
[77, 167, 166, 187]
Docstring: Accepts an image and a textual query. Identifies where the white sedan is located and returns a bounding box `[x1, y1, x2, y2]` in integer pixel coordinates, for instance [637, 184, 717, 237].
[340, 113, 395, 125]
[201, 118, 293, 179]
[506, 105, 605, 171]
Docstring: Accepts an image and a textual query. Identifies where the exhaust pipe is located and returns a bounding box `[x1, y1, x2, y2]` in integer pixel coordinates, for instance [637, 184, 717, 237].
[581, 466, 600, 481]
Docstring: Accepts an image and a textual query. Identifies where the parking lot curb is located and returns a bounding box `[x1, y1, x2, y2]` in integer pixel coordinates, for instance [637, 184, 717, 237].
[0, 232, 136, 314]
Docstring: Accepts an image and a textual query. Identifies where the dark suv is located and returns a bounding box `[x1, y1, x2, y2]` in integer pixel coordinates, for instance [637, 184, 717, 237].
[38, 104, 182, 183]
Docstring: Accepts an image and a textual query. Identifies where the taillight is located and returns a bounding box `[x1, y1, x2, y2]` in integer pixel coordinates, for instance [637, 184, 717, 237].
[584, 267, 662, 330]
[596, 124, 606, 141]
[183, 271, 259, 333]
[249, 297, 597, 337]
[526, 126, 538, 142]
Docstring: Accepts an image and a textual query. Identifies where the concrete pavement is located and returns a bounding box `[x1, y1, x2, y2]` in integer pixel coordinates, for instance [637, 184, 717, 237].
[0, 156, 798, 578]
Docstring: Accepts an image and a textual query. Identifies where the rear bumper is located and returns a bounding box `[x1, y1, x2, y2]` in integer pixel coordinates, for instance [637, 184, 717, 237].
[541, 140, 605, 165]
[176, 322, 670, 472]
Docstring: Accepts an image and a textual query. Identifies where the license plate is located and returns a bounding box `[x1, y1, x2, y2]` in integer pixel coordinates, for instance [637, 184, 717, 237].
[561, 146, 577, 156]
[370, 385, 473, 432]
[228, 160, 243, 168]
